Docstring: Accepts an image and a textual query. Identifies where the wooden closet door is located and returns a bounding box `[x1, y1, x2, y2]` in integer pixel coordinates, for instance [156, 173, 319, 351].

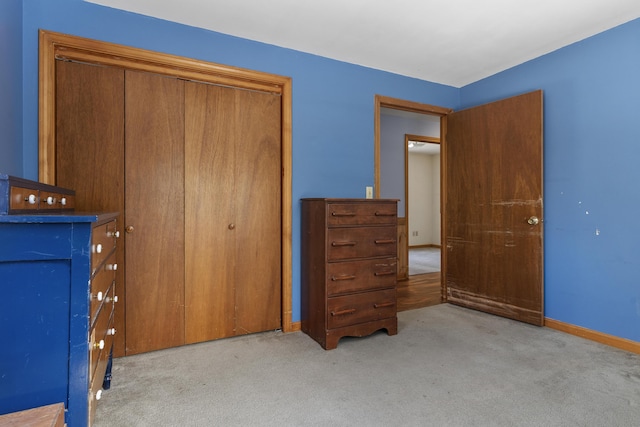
[184, 82, 236, 342]
[124, 70, 186, 355]
[55, 60, 127, 356]
[234, 88, 282, 334]
[184, 82, 282, 343]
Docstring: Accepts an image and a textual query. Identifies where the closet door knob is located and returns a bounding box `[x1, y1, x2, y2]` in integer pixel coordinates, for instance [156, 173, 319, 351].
[125, 225, 134, 233]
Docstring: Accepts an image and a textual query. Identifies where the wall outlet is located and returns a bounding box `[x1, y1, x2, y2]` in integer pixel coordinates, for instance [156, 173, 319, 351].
[412, 231, 418, 236]
[365, 186, 373, 199]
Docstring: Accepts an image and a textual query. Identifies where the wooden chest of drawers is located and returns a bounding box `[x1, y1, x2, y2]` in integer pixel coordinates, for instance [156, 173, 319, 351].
[0, 174, 75, 214]
[0, 212, 119, 426]
[301, 198, 398, 350]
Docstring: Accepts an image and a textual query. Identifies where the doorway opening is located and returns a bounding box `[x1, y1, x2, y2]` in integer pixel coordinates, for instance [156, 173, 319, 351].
[405, 133, 441, 277]
[374, 95, 452, 310]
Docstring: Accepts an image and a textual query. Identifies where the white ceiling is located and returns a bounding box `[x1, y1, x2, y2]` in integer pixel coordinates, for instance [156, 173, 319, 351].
[86, 0, 640, 87]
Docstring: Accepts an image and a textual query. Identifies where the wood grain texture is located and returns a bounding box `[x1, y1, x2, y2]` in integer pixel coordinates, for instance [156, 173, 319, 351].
[301, 199, 398, 350]
[233, 88, 282, 335]
[184, 82, 282, 343]
[124, 70, 185, 355]
[545, 318, 640, 354]
[0, 403, 65, 427]
[397, 272, 442, 312]
[40, 30, 294, 339]
[55, 60, 127, 356]
[184, 83, 237, 342]
[397, 218, 408, 280]
[445, 90, 544, 326]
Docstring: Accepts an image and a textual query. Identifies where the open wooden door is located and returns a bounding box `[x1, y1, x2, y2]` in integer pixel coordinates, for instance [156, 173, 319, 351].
[445, 90, 544, 325]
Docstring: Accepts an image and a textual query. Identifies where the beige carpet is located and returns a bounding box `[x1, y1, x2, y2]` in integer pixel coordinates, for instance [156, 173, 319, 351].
[94, 304, 640, 426]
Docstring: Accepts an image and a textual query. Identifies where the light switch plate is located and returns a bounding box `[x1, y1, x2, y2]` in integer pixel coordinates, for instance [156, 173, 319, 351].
[365, 186, 373, 199]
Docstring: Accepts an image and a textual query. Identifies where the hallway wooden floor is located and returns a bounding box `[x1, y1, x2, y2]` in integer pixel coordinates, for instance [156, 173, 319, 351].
[397, 272, 442, 312]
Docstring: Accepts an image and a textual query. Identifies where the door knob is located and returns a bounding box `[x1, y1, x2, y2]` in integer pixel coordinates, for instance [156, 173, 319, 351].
[228, 223, 235, 230]
[125, 225, 135, 233]
[527, 216, 539, 225]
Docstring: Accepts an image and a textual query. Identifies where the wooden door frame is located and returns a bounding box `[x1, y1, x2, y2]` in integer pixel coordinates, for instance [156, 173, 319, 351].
[374, 95, 452, 300]
[38, 30, 294, 333]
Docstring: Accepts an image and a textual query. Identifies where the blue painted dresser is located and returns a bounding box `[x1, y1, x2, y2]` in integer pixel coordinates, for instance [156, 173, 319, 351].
[0, 209, 119, 426]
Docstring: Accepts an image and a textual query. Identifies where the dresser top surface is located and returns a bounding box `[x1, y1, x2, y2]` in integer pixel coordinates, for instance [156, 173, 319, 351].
[0, 211, 118, 224]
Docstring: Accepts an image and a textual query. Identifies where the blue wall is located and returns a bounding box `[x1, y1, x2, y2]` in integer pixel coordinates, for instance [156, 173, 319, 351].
[16, 0, 458, 323]
[461, 18, 640, 342]
[0, 0, 23, 176]
[380, 112, 440, 217]
[4, 0, 638, 341]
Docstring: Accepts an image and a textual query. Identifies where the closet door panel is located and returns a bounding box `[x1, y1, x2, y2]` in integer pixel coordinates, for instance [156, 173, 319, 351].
[55, 60, 127, 356]
[184, 82, 236, 343]
[124, 70, 185, 355]
[234, 89, 282, 334]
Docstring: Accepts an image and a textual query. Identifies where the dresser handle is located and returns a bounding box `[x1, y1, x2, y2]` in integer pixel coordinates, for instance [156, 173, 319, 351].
[331, 212, 356, 217]
[374, 212, 395, 216]
[374, 239, 395, 245]
[331, 275, 356, 281]
[374, 302, 394, 309]
[374, 270, 395, 276]
[331, 308, 356, 316]
[331, 241, 356, 247]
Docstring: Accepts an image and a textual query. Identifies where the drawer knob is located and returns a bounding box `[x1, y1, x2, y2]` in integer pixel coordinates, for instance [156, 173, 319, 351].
[46, 196, 55, 205]
[228, 223, 236, 230]
[125, 225, 134, 234]
[95, 291, 103, 301]
[27, 194, 37, 204]
[106, 263, 118, 271]
[107, 328, 117, 336]
[108, 230, 120, 238]
[60, 197, 67, 206]
[94, 339, 105, 350]
[95, 389, 103, 401]
[93, 243, 103, 254]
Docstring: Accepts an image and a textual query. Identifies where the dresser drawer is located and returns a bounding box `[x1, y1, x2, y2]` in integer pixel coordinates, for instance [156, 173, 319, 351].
[91, 220, 118, 272]
[327, 258, 396, 296]
[91, 252, 116, 326]
[88, 316, 113, 426]
[9, 186, 39, 211]
[327, 226, 396, 261]
[8, 185, 74, 213]
[39, 190, 75, 211]
[327, 202, 397, 226]
[327, 289, 396, 329]
[90, 294, 114, 381]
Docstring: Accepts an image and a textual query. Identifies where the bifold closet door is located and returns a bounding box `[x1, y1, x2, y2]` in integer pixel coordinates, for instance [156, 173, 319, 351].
[55, 60, 127, 356]
[184, 82, 282, 344]
[124, 70, 186, 355]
